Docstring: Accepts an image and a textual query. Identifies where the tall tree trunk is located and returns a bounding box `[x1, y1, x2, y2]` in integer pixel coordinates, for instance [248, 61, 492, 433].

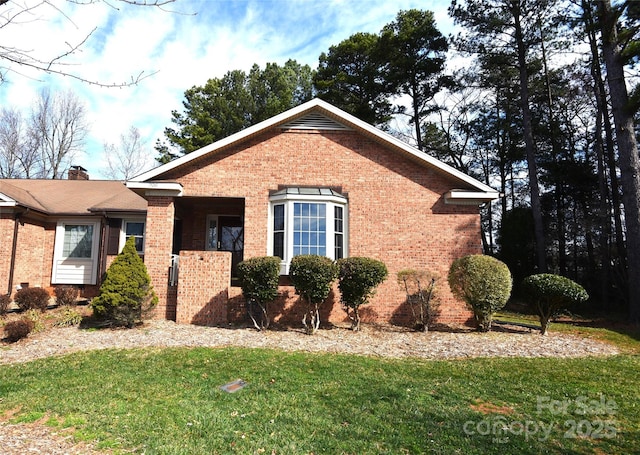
[584, 0, 626, 278]
[598, 0, 640, 323]
[538, 16, 566, 275]
[511, 1, 547, 273]
[412, 80, 424, 151]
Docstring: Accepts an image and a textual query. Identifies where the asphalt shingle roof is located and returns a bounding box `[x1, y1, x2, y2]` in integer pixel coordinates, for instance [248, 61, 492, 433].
[0, 179, 147, 215]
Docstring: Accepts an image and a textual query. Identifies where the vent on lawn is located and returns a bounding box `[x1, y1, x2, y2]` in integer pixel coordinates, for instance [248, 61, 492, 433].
[220, 379, 247, 393]
[280, 113, 352, 131]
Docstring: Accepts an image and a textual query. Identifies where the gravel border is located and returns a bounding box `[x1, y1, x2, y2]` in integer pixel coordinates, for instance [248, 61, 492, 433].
[1, 319, 620, 365]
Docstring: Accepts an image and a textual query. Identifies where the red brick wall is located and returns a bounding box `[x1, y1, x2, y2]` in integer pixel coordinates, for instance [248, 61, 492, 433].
[176, 251, 231, 325]
[0, 216, 54, 295]
[0, 213, 14, 294]
[144, 196, 176, 320]
[160, 128, 479, 326]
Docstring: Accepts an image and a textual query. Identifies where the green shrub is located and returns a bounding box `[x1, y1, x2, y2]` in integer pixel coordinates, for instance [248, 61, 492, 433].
[14, 287, 50, 312]
[521, 274, 589, 335]
[91, 237, 158, 328]
[397, 269, 440, 332]
[25, 309, 45, 333]
[0, 294, 11, 317]
[289, 255, 338, 334]
[448, 254, 512, 332]
[337, 257, 388, 331]
[54, 286, 78, 307]
[237, 256, 281, 331]
[4, 318, 34, 342]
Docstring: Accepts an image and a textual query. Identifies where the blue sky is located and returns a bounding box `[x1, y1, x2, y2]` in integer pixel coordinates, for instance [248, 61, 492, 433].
[0, 0, 454, 178]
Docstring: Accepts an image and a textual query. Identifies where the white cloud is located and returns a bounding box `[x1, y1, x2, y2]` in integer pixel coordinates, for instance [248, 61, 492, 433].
[0, 0, 455, 179]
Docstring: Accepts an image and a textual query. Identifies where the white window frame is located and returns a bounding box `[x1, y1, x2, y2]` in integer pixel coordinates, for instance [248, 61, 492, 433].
[52, 218, 101, 285]
[120, 218, 146, 255]
[268, 191, 348, 275]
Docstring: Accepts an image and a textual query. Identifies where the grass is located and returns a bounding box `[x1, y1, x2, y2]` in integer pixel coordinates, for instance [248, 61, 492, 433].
[1, 304, 639, 454]
[495, 309, 640, 354]
[1, 341, 639, 454]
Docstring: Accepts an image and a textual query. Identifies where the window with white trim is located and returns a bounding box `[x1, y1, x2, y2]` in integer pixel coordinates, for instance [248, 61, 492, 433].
[120, 219, 145, 254]
[269, 188, 348, 274]
[52, 219, 101, 285]
[63, 224, 94, 258]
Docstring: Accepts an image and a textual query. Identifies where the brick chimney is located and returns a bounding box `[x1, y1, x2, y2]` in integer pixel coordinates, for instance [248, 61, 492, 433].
[68, 165, 89, 180]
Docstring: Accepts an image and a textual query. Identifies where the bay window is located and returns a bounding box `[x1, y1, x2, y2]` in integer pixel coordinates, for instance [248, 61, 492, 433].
[269, 188, 348, 274]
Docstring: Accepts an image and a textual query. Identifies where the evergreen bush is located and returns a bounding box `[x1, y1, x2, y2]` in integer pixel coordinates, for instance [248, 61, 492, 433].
[337, 257, 388, 331]
[397, 269, 440, 332]
[0, 294, 10, 317]
[448, 254, 512, 332]
[521, 273, 589, 335]
[91, 237, 158, 328]
[237, 256, 281, 331]
[4, 319, 34, 342]
[14, 287, 50, 312]
[289, 255, 338, 334]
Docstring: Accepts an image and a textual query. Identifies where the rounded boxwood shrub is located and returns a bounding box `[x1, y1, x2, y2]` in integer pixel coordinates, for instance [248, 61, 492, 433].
[237, 256, 281, 331]
[91, 237, 158, 328]
[14, 287, 50, 312]
[337, 257, 388, 331]
[289, 255, 338, 334]
[448, 254, 512, 332]
[521, 273, 589, 335]
[4, 318, 34, 342]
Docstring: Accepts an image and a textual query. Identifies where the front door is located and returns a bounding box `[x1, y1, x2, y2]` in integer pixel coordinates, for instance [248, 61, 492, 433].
[206, 215, 244, 278]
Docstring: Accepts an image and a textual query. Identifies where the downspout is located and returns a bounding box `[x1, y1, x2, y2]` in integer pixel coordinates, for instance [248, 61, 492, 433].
[7, 208, 28, 296]
[98, 212, 108, 284]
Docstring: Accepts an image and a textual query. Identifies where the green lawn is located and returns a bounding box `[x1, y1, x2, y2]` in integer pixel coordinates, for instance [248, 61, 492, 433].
[1, 326, 639, 455]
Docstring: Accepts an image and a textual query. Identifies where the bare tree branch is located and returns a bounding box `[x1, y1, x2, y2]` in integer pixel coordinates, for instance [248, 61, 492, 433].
[0, 0, 184, 87]
[104, 125, 155, 180]
[30, 88, 88, 179]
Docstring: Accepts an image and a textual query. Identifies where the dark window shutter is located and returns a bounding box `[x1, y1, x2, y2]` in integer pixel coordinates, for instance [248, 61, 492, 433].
[106, 218, 122, 255]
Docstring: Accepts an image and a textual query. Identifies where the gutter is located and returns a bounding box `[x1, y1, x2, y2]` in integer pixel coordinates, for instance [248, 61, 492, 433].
[7, 208, 29, 295]
[444, 189, 500, 205]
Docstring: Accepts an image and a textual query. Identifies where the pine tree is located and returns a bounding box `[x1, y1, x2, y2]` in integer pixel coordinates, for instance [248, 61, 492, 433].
[91, 237, 158, 327]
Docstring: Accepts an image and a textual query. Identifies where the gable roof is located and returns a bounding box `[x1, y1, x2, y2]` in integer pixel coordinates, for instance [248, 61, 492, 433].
[129, 98, 498, 201]
[0, 179, 147, 215]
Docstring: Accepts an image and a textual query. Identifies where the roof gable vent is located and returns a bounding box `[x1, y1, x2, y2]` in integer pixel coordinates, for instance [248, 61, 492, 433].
[280, 112, 352, 131]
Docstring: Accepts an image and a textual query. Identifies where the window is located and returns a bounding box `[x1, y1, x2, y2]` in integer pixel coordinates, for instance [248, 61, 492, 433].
[293, 202, 326, 256]
[124, 221, 145, 254]
[273, 204, 285, 259]
[62, 224, 93, 258]
[334, 206, 344, 260]
[52, 220, 101, 285]
[206, 215, 218, 251]
[119, 219, 145, 254]
[269, 188, 348, 274]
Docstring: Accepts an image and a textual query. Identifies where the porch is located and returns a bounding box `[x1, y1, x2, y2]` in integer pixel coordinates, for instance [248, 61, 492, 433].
[144, 194, 246, 325]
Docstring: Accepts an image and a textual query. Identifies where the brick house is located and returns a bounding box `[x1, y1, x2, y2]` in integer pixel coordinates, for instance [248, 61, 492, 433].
[1, 99, 498, 327]
[0, 170, 147, 297]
